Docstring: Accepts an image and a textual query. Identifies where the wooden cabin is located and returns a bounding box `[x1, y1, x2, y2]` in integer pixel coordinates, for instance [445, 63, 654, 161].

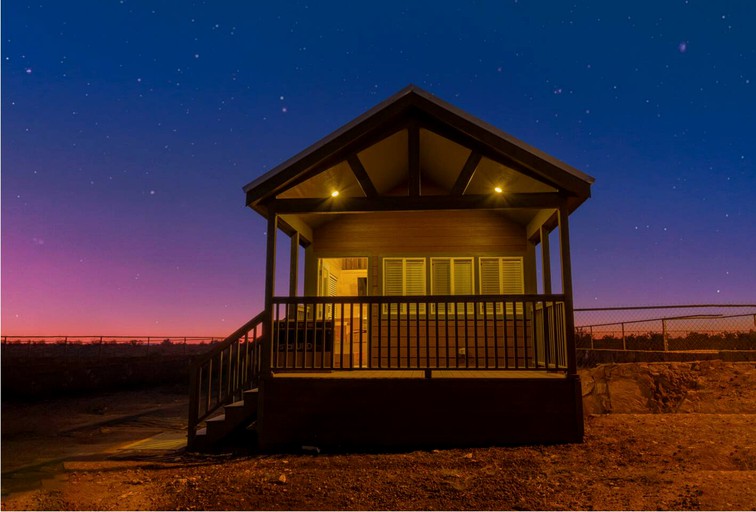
[187, 85, 594, 452]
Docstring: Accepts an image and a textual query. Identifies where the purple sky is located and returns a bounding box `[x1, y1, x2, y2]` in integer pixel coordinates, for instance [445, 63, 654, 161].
[3, 1, 754, 335]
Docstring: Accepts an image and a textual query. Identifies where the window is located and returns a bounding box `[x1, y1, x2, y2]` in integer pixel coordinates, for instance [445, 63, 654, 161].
[431, 258, 474, 314]
[383, 258, 426, 314]
[430, 258, 473, 295]
[479, 257, 524, 315]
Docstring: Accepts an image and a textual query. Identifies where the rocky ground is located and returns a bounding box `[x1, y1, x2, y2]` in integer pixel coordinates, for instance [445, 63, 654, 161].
[2, 361, 755, 510]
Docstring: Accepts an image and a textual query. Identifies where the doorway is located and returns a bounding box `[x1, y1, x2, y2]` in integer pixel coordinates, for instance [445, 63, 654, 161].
[318, 257, 368, 367]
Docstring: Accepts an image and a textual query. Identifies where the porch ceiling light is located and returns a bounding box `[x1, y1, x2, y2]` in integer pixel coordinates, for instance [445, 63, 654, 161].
[331, 190, 340, 197]
[494, 186, 503, 194]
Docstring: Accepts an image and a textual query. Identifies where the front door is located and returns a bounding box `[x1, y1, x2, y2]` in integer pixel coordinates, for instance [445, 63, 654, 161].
[318, 258, 368, 368]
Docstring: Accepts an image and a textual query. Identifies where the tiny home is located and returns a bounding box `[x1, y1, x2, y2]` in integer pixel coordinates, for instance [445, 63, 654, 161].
[188, 85, 594, 451]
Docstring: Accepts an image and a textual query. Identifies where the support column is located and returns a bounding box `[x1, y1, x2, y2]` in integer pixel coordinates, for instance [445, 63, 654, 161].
[539, 225, 552, 295]
[289, 232, 300, 298]
[288, 232, 300, 318]
[262, 213, 278, 377]
[557, 201, 577, 374]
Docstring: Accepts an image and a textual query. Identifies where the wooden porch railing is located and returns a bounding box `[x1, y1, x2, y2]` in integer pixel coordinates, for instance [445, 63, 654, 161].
[187, 312, 264, 445]
[270, 295, 568, 372]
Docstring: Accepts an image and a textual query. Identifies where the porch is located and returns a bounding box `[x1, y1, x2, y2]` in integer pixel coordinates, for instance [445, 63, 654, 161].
[270, 294, 569, 372]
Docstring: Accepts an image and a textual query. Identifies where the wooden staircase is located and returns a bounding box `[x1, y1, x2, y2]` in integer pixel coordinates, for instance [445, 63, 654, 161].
[191, 388, 259, 451]
[187, 312, 265, 452]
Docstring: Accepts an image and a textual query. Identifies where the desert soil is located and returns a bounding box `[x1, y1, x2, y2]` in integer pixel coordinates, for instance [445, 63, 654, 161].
[2, 361, 755, 511]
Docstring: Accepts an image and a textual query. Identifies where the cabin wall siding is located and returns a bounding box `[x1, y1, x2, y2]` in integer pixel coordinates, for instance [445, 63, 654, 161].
[305, 211, 534, 295]
[314, 211, 526, 255]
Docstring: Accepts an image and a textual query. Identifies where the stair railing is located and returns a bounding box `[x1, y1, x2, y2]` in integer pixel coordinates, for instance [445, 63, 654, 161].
[188, 311, 265, 445]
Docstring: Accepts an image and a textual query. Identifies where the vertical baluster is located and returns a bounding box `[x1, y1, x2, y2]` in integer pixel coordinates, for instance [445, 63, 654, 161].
[243, 333, 249, 387]
[453, 302, 459, 368]
[315, 304, 321, 369]
[514, 300, 520, 369]
[387, 301, 391, 369]
[416, 298, 420, 369]
[294, 304, 300, 369]
[523, 301, 530, 369]
[445, 301, 450, 368]
[340, 302, 345, 369]
[473, 299, 479, 369]
[483, 298, 489, 369]
[503, 300, 509, 369]
[357, 303, 363, 369]
[206, 359, 213, 414]
[492, 300, 499, 369]
[434, 300, 439, 369]
[284, 303, 290, 370]
[378, 302, 383, 369]
[273, 305, 279, 369]
[463, 300, 469, 368]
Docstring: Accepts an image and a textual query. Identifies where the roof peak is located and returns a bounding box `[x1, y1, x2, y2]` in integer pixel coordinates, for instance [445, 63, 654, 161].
[243, 85, 594, 211]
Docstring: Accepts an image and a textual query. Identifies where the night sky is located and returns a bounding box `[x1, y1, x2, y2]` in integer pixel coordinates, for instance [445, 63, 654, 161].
[3, 1, 754, 336]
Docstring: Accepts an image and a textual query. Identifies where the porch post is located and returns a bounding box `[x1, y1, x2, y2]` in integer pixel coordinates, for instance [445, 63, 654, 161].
[557, 201, 577, 374]
[262, 213, 278, 377]
[289, 231, 300, 297]
[539, 225, 552, 295]
[288, 231, 300, 318]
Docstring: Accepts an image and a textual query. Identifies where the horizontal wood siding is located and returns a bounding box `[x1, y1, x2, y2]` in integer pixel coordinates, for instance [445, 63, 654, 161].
[313, 211, 526, 256]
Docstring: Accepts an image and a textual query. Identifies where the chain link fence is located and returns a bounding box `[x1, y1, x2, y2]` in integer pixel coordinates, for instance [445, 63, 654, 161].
[0, 335, 223, 361]
[574, 304, 756, 367]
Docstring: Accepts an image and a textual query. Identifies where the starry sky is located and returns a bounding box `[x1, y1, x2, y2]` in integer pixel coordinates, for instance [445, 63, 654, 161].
[3, 1, 755, 336]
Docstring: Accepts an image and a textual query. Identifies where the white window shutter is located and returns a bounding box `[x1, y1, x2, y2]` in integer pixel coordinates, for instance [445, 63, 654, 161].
[384, 259, 403, 296]
[404, 259, 426, 296]
[479, 258, 501, 295]
[501, 258, 524, 294]
[327, 274, 338, 297]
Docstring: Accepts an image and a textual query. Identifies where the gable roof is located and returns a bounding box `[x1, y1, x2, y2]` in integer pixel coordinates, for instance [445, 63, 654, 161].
[243, 85, 594, 213]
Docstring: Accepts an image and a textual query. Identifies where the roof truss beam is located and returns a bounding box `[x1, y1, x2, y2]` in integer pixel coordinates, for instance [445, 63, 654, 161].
[408, 121, 420, 196]
[346, 155, 378, 197]
[416, 114, 565, 192]
[451, 151, 483, 196]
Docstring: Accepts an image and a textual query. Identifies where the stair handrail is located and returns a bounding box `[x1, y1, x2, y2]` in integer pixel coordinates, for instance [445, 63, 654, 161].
[188, 311, 265, 446]
[189, 311, 265, 372]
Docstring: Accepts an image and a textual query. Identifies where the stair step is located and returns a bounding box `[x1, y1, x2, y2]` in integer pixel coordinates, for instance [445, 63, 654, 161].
[189, 388, 260, 452]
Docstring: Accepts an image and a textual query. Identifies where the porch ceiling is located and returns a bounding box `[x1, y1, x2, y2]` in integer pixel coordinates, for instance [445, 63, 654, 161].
[275, 128, 559, 202]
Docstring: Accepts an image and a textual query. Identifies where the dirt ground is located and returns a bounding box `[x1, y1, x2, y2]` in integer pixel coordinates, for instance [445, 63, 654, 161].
[2, 361, 755, 511]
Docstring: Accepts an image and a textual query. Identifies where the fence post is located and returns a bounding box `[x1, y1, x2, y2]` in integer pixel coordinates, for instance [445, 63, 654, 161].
[64, 336, 68, 359]
[98, 336, 104, 360]
[146, 337, 150, 357]
[589, 326, 594, 349]
[662, 319, 668, 351]
[184, 337, 187, 356]
[621, 323, 626, 351]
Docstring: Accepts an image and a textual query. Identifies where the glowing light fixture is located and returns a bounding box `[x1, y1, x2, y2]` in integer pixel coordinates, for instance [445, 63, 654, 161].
[494, 186, 503, 194]
[331, 190, 340, 197]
